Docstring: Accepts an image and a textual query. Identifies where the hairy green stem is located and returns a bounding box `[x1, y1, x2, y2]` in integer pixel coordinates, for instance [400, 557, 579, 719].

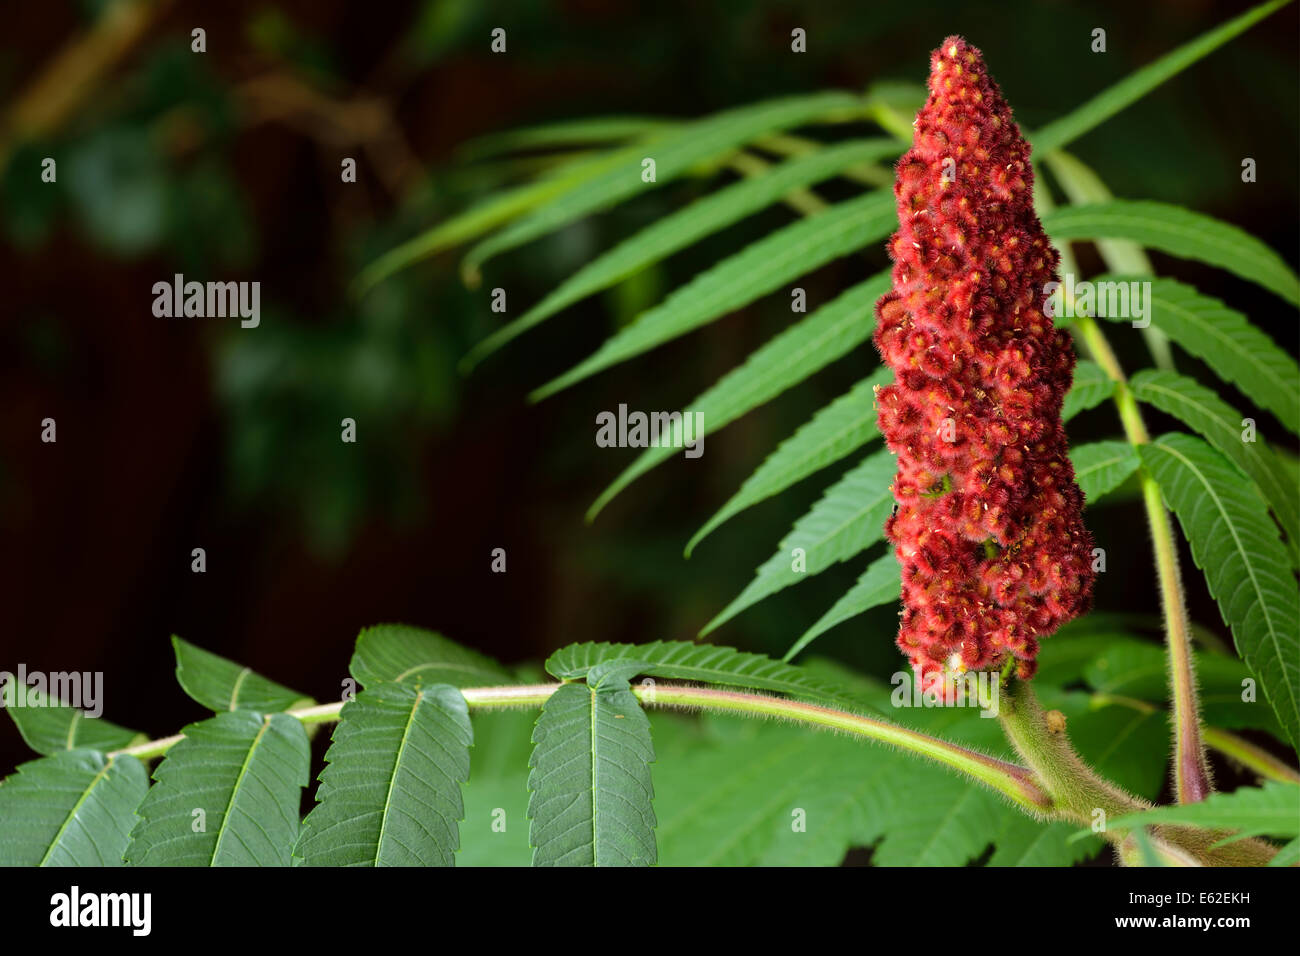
[110, 681, 1052, 814]
[1073, 315, 1212, 803]
[999, 681, 1274, 865]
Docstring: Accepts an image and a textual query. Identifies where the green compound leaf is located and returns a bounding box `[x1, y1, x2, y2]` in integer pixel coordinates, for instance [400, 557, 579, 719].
[531, 190, 897, 400]
[1030, 0, 1292, 154]
[702, 447, 895, 636]
[687, 366, 892, 556]
[785, 551, 900, 662]
[1062, 359, 1115, 423]
[296, 682, 472, 867]
[1041, 204, 1300, 306]
[124, 711, 310, 866]
[464, 90, 865, 274]
[1070, 440, 1141, 504]
[1130, 369, 1300, 564]
[0, 749, 148, 866]
[1106, 780, 1300, 851]
[464, 139, 901, 369]
[590, 273, 892, 521]
[349, 623, 513, 689]
[3, 683, 143, 756]
[1139, 433, 1300, 750]
[1093, 277, 1300, 436]
[527, 678, 656, 866]
[172, 636, 312, 713]
[545, 640, 864, 710]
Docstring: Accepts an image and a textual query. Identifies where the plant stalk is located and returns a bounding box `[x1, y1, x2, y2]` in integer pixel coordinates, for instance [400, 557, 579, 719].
[110, 681, 1053, 814]
[1073, 315, 1212, 803]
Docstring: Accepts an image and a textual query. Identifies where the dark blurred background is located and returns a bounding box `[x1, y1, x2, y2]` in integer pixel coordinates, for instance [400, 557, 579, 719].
[2, 0, 1297, 776]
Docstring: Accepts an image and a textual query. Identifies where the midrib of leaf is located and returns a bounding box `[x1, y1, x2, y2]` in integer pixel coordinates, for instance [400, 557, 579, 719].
[1077, 453, 1126, 479]
[1155, 301, 1292, 403]
[588, 686, 601, 866]
[373, 690, 426, 865]
[392, 661, 492, 683]
[210, 715, 273, 865]
[228, 668, 251, 710]
[64, 710, 80, 750]
[38, 755, 114, 867]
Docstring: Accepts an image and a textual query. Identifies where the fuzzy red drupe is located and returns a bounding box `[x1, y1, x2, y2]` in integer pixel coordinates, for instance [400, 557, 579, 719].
[873, 37, 1095, 691]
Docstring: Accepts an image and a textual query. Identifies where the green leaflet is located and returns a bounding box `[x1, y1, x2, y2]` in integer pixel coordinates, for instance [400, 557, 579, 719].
[3, 683, 142, 756]
[296, 682, 472, 867]
[784, 550, 900, 662]
[1062, 359, 1116, 423]
[458, 115, 669, 161]
[687, 366, 892, 556]
[1070, 440, 1141, 503]
[545, 640, 864, 710]
[353, 147, 636, 294]
[463, 90, 865, 274]
[124, 711, 310, 866]
[464, 139, 902, 369]
[1030, 0, 1292, 154]
[1105, 781, 1300, 852]
[702, 447, 895, 637]
[1130, 369, 1300, 564]
[1139, 433, 1300, 750]
[530, 190, 897, 400]
[172, 636, 312, 712]
[349, 623, 514, 689]
[527, 678, 656, 867]
[1094, 276, 1300, 436]
[589, 273, 892, 521]
[1041, 204, 1300, 307]
[0, 749, 148, 866]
